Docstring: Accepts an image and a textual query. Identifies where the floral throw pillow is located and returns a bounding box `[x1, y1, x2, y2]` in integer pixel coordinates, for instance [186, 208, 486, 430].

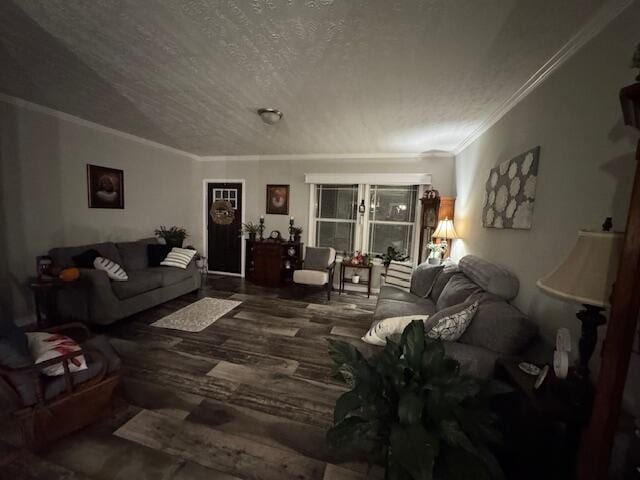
[427, 301, 479, 341]
[26, 332, 88, 376]
[362, 315, 430, 346]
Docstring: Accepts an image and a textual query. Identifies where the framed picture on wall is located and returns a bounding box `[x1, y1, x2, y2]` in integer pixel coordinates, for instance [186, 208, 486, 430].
[265, 184, 289, 215]
[87, 164, 124, 209]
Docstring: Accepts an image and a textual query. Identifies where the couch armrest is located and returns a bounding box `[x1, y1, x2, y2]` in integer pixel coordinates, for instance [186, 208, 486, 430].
[56, 269, 119, 324]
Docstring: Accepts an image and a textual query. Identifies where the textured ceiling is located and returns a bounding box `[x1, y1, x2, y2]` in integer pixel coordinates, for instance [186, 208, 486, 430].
[0, 0, 607, 156]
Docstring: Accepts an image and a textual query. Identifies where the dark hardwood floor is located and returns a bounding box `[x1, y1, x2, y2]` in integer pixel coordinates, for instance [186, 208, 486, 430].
[0, 276, 383, 480]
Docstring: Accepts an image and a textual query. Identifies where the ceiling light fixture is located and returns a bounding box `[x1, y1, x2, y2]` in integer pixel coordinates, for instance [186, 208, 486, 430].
[258, 108, 283, 125]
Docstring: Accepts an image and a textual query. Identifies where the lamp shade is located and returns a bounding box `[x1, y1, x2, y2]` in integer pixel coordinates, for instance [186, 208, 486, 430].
[537, 230, 623, 307]
[433, 218, 459, 240]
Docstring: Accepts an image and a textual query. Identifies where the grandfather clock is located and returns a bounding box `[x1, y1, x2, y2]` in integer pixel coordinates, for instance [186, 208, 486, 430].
[578, 81, 640, 479]
[418, 190, 455, 264]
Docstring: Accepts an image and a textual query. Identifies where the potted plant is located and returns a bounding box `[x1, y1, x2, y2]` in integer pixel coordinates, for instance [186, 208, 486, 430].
[427, 241, 447, 265]
[291, 226, 303, 243]
[377, 246, 409, 269]
[241, 222, 261, 240]
[327, 321, 509, 480]
[154, 226, 188, 248]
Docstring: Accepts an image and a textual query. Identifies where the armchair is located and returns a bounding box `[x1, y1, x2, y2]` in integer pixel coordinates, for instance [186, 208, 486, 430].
[0, 320, 121, 450]
[293, 247, 337, 300]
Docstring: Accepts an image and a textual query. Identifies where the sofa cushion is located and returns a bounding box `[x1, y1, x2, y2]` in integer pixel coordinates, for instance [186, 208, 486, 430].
[435, 273, 482, 311]
[410, 262, 444, 297]
[378, 285, 426, 303]
[117, 241, 151, 271]
[429, 263, 459, 302]
[148, 244, 173, 267]
[111, 270, 162, 300]
[50, 242, 122, 269]
[459, 292, 538, 355]
[384, 261, 414, 291]
[154, 265, 195, 286]
[71, 249, 100, 268]
[443, 342, 500, 379]
[373, 297, 436, 322]
[459, 255, 519, 301]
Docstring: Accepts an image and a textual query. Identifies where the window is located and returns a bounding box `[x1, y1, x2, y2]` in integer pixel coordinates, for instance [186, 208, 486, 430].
[314, 184, 358, 254]
[213, 188, 238, 209]
[368, 185, 418, 257]
[311, 183, 419, 259]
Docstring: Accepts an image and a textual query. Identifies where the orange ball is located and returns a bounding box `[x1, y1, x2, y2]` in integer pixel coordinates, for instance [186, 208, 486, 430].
[59, 267, 80, 282]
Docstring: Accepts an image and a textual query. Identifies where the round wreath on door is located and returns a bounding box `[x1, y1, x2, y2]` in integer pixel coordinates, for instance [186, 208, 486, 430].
[210, 200, 235, 225]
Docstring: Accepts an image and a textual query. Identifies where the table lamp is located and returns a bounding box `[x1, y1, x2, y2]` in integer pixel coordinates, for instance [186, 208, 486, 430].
[537, 222, 623, 380]
[432, 217, 459, 259]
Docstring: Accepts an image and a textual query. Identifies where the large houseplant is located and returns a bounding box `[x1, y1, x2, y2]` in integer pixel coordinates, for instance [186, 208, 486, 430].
[154, 226, 188, 248]
[327, 321, 508, 480]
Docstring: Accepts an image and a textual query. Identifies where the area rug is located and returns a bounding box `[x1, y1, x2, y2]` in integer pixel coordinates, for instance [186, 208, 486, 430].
[151, 297, 242, 332]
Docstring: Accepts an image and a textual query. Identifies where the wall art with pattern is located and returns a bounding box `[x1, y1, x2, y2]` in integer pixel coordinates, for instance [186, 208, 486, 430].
[482, 146, 540, 229]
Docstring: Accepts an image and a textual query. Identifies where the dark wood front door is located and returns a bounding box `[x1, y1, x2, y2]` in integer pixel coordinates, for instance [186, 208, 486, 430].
[207, 182, 242, 274]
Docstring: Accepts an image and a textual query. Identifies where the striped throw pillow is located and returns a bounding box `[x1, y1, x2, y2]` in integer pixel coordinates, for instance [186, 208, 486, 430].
[384, 261, 414, 291]
[93, 257, 128, 281]
[160, 247, 197, 269]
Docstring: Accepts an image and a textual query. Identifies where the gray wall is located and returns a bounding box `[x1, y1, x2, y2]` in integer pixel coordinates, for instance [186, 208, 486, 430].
[0, 100, 200, 323]
[451, 6, 640, 413]
[196, 156, 456, 246]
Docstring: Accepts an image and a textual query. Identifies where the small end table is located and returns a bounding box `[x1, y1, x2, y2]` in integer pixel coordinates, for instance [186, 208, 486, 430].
[339, 262, 373, 298]
[29, 278, 76, 328]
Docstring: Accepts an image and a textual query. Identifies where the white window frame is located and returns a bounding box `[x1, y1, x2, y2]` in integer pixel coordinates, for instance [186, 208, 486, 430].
[308, 181, 425, 262]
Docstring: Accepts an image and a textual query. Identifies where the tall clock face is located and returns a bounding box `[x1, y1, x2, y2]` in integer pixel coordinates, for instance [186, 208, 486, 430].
[426, 210, 436, 227]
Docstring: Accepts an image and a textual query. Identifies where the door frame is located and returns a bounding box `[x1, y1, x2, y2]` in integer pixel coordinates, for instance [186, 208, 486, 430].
[202, 178, 246, 277]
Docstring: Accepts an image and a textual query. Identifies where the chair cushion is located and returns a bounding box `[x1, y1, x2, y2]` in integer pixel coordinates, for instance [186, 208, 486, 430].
[429, 262, 459, 302]
[435, 273, 482, 311]
[50, 242, 122, 269]
[111, 270, 163, 300]
[154, 265, 195, 286]
[410, 262, 444, 297]
[117, 241, 151, 271]
[26, 332, 87, 376]
[293, 269, 328, 285]
[459, 292, 538, 355]
[459, 255, 519, 300]
[304, 247, 334, 271]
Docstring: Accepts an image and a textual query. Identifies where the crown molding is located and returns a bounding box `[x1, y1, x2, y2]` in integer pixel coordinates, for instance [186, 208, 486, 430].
[199, 151, 454, 162]
[304, 172, 432, 185]
[452, 0, 634, 155]
[0, 93, 200, 161]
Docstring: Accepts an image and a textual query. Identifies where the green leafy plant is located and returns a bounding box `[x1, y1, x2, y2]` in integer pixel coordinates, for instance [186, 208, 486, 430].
[327, 321, 509, 480]
[154, 226, 188, 248]
[291, 226, 303, 235]
[427, 241, 447, 259]
[241, 222, 261, 238]
[378, 246, 409, 267]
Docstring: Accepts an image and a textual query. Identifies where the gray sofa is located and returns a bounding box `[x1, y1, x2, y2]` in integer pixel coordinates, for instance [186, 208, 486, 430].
[49, 238, 201, 325]
[372, 255, 538, 378]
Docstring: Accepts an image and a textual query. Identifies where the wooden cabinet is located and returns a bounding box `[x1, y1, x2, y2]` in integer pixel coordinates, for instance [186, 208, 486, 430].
[417, 193, 455, 264]
[245, 240, 303, 287]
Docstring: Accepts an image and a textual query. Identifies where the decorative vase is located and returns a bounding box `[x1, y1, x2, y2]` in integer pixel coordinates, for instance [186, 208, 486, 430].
[249, 232, 257, 241]
[352, 274, 360, 284]
[428, 257, 440, 265]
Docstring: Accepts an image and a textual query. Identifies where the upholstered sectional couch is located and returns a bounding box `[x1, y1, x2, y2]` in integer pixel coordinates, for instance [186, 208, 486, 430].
[49, 238, 201, 325]
[372, 255, 539, 378]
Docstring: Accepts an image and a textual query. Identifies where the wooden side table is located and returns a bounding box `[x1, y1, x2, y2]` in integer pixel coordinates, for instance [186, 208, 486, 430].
[339, 262, 373, 298]
[29, 278, 79, 328]
[494, 358, 592, 479]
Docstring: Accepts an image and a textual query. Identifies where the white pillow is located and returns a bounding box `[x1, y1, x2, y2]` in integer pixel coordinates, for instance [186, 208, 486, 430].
[26, 332, 88, 377]
[384, 261, 414, 292]
[94, 256, 128, 281]
[160, 247, 197, 269]
[362, 315, 430, 346]
[427, 301, 479, 341]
